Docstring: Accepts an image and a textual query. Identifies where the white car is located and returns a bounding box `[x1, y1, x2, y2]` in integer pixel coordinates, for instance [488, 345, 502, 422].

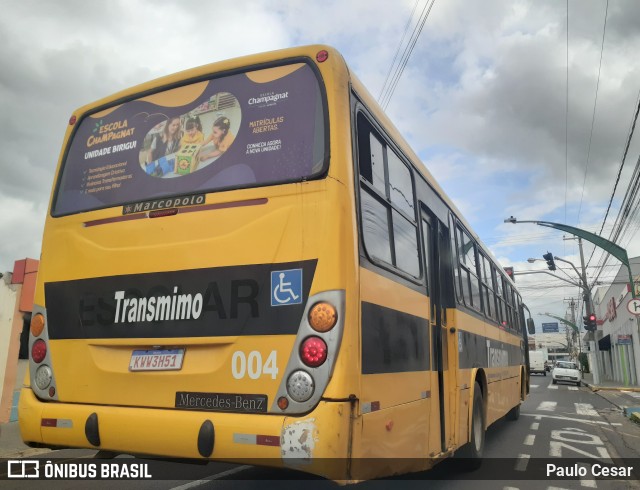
[552, 360, 582, 386]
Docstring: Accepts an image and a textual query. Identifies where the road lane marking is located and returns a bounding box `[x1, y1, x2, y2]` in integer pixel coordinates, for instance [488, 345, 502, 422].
[530, 385, 539, 388]
[575, 403, 598, 417]
[537, 401, 557, 411]
[530, 422, 540, 431]
[514, 454, 530, 472]
[548, 385, 558, 390]
[580, 463, 597, 487]
[569, 386, 579, 391]
[524, 434, 535, 446]
[169, 465, 251, 489]
[522, 413, 612, 426]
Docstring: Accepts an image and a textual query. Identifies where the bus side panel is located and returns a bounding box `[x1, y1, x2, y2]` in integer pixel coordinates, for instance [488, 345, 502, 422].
[356, 268, 433, 464]
[456, 308, 526, 432]
[353, 399, 432, 479]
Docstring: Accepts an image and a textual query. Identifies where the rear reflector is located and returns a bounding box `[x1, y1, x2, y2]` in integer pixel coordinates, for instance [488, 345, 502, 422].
[234, 433, 281, 446]
[149, 208, 179, 218]
[256, 435, 280, 447]
[41, 418, 72, 428]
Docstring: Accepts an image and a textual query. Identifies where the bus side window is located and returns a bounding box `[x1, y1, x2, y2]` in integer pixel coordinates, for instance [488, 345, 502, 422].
[357, 112, 420, 279]
[480, 255, 497, 322]
[457, 226, 481, 312]
[450, 217, 463, 304]
[504, 284, 514, 329]
[494, 268, 506, 327]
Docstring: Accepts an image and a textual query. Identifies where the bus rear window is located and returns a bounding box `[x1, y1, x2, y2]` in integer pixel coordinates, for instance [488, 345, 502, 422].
[53, 62, 327, 216]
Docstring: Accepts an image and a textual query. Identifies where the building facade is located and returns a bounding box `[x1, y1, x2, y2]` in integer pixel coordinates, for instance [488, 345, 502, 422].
[592, 257, 640, 386]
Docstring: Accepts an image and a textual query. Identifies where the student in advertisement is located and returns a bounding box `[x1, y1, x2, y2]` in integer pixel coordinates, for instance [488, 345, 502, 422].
[200, 116, 235, 160]
[179, 116, 204, 146]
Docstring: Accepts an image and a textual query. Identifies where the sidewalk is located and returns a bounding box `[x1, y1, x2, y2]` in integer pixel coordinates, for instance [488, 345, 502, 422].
[582, 372, 640, 423]
[0, 359, 51, 457]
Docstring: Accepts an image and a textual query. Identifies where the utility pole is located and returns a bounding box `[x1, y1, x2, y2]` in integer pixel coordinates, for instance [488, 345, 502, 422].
[564, 236, 598, 382]
[564, 297, 581, 359]
[577, 237, 592, 316]
[564, 297, 577, 326]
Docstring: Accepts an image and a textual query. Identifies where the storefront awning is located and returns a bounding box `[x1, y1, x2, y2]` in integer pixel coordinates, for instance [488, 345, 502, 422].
[598, 334, 611, 351]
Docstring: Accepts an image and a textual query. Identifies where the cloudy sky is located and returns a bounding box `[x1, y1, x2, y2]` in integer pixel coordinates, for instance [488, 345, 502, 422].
[2, 0, 640, 331]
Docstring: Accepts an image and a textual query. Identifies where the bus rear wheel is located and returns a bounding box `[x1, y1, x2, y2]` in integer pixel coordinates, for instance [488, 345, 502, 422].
[458, 382, 485, 470]
[506, 403, 520, 421]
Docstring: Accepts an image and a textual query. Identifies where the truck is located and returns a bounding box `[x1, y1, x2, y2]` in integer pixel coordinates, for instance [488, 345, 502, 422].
[528, 350, 547, 376]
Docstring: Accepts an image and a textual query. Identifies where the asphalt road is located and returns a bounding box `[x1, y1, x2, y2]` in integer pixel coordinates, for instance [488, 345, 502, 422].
[5, 378, 640, 489]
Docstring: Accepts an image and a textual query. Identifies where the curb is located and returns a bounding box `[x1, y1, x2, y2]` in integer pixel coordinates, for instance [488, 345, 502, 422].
[0, 447, 52, 459]
[582, 382, 640, 392]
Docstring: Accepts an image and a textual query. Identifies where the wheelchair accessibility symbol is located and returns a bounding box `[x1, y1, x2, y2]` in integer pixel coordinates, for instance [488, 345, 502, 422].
[271, 269, 303, 306]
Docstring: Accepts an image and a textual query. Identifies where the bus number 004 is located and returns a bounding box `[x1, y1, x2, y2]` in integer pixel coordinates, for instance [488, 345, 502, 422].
[232, 351, 278, 380]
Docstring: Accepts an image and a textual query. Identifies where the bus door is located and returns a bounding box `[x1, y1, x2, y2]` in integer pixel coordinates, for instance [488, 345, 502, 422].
[421, 211, 452, 454]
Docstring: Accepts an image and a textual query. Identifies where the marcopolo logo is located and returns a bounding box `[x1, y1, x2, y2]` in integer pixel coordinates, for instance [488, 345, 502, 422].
[123, 194, 205, 215]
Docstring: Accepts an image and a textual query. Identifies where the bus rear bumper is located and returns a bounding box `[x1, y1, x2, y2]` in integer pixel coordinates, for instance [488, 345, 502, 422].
[18, 388, 352, 475]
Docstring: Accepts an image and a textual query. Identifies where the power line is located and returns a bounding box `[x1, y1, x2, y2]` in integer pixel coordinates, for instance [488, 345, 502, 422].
[379, 0, 437, 110]
[378, 0, 420, 103]
[564, 0, 569, 225]
[576, 0, 609, 226]
[585, 88, 640, 276]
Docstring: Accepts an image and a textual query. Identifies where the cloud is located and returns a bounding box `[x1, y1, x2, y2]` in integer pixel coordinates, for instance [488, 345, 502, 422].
[1, 0, 639, 326]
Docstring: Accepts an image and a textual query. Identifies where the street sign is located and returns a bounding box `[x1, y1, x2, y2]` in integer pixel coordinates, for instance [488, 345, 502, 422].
[542, 322, 559, 333]
[617, 334, 632, 345]
[626, 298, 640, 316]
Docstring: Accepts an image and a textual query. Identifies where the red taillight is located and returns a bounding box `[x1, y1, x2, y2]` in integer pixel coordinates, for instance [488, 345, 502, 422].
[316, 50, 329, 63]
[300, 336, 327, 367]
[32, 339, 47, 363]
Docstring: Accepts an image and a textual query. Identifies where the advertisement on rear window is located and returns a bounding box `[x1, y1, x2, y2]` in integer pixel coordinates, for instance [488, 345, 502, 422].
[53, 63, 326, 216]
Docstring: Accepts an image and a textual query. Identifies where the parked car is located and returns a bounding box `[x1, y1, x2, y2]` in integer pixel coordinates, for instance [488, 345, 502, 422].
[552, 360, 581, 386]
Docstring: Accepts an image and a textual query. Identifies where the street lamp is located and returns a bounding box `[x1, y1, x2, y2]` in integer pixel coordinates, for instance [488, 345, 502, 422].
[504, 216, 636, 299]
[504, 215, 633, 386]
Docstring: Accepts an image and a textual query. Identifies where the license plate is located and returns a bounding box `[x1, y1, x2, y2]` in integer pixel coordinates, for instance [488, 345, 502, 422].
[129, 349, 185, 371]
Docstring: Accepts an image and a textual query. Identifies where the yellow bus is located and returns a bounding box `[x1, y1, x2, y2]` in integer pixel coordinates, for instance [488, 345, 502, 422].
[19, 45, 534, 482]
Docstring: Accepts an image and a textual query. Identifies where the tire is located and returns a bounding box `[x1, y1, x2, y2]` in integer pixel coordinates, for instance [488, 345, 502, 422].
[552, 379, 557, 385]
[457, 382, 485, 470]
[543, 372, 547, 377]
[576, 381, 581, 387]
[506, 403, 520, 421]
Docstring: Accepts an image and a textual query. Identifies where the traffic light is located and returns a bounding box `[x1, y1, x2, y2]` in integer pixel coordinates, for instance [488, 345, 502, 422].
[543, 252, 556, 271]
[583, 313, 597, 331]
[504, 267, 515, 282]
